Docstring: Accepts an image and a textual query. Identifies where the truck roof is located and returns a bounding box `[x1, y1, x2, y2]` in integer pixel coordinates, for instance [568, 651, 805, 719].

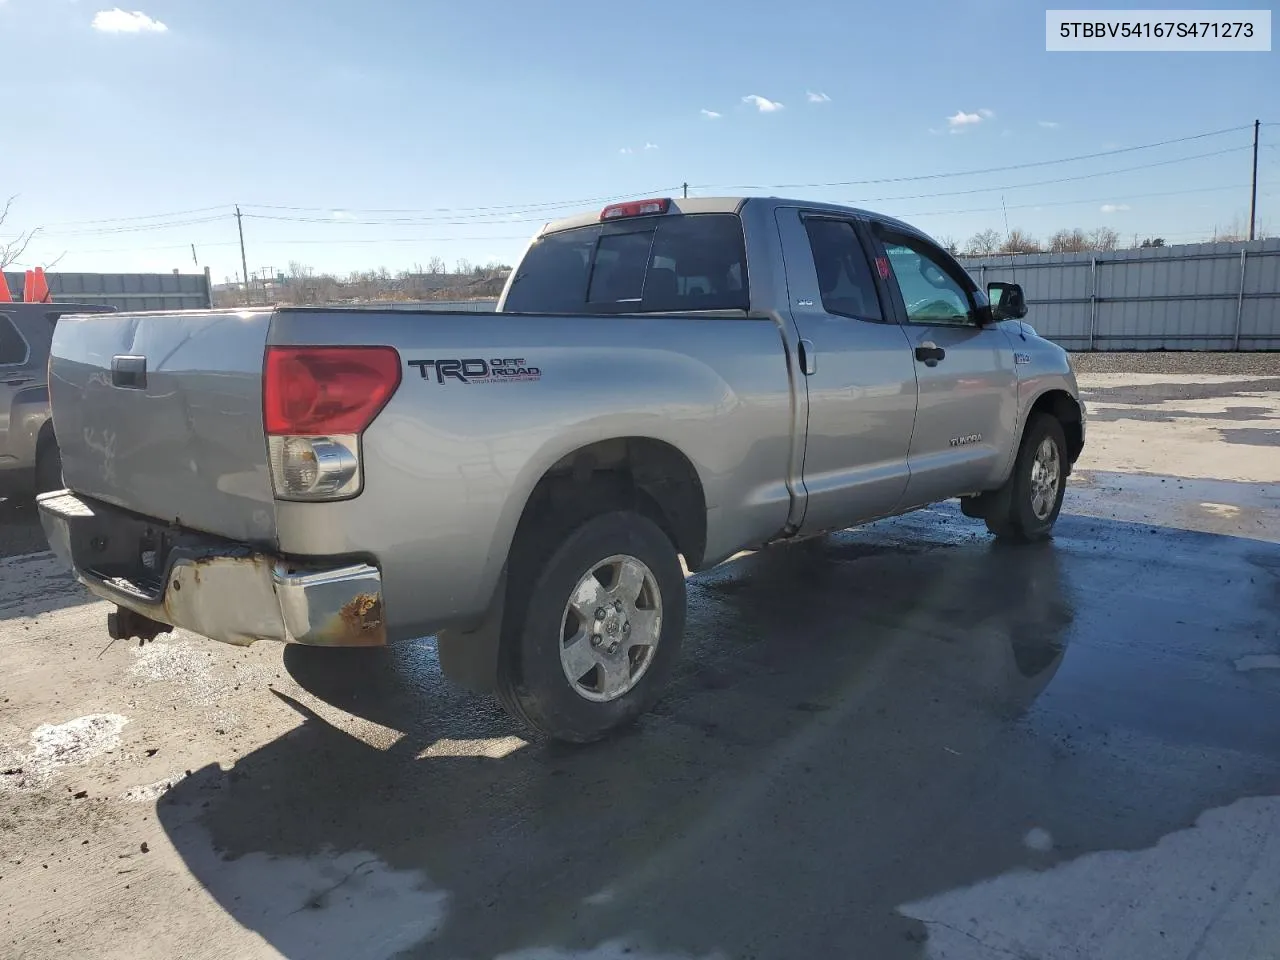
[538, 195, 925, 239]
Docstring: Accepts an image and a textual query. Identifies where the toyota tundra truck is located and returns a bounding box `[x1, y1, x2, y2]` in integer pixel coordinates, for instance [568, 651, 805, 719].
[38, 196, 1084, 742]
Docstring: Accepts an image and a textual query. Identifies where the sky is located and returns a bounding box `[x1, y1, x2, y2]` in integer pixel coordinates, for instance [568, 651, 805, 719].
[2, 0, 1278, 282]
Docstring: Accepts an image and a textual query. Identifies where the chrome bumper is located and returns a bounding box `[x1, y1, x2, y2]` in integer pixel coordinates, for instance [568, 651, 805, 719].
[38, 491, 385, 647]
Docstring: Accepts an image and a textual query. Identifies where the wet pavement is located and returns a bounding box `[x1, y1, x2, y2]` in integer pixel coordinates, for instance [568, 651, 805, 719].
[1, 355, 1278, 960]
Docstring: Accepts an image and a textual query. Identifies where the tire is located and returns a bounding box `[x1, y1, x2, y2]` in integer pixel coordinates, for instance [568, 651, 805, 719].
[984, 413, 1068, 542]
[34, 437, 64, 496]
[495, 509, 686, 743]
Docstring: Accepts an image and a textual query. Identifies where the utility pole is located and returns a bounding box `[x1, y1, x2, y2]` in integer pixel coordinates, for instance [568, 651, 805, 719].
[1248, 119, 1259, 242]
[235, 205, 250, 305]
[682, 182, 688, 199]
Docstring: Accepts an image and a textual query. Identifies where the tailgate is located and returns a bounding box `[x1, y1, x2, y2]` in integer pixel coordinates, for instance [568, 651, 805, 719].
[49, 309, 276, 544]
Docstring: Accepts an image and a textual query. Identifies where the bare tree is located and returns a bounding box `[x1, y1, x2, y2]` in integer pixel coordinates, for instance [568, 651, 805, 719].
[1048, 228, 1090, 253]
[0, 195, 40, 270]
[1210, 217, 1247, 243]
[938, 235, 959, 255]
[1000, 229, 1041, 254]
[965, 229, 1001, 256]
[1086, 227, 1119, 251]
[426, 255, 447, 275]
[454, 258, 473, 276]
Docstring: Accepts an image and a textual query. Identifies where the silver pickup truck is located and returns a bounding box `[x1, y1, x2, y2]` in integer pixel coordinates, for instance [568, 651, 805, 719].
[39, 196, 1084, 741]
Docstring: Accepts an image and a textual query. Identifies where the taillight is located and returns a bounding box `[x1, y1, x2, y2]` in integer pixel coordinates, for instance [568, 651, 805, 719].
[263, 346, 401, 501]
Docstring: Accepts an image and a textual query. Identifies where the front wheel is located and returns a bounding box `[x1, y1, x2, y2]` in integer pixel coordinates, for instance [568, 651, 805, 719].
[496, 510, 686, 743]
[985, 413, 1068, 541]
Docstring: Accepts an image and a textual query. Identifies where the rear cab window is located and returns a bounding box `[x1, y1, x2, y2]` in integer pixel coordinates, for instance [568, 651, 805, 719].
[504, 213, 749, 314]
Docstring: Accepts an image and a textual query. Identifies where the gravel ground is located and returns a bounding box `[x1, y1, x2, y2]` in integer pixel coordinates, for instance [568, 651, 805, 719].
[1070, 351, 1280, 376]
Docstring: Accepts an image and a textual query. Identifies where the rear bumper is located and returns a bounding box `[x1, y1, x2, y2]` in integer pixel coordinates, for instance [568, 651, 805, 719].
[37, 491, 386, 647]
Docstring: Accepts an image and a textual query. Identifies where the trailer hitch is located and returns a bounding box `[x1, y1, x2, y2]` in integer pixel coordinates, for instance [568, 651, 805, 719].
[107, 606, 173, 643]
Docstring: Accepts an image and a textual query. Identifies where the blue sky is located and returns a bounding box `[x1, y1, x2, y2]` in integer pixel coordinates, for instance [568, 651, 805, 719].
[3, 0, 1277, 281]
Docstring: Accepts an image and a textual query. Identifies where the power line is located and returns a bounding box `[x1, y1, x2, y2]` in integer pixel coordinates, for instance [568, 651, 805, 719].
[38, 205, 233, 227]
[36, 214, 234, 239]
[842, 146, 1249, 206]
[692, 123, 1254, 191]
[240, 187, 684, 217]
[228, 147, 1249, 229]
[897, 181, 1262, 218]
[20, 123, 1263, 238]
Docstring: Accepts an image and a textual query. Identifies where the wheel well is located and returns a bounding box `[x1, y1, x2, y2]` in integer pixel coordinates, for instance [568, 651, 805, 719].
[515, 438, 707, 569]
[1030, 391, 1083, 466]
[36, 421, 56, 452]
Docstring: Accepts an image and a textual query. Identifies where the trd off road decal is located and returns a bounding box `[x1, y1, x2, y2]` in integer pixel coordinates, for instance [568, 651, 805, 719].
[407, 358, 542, 384]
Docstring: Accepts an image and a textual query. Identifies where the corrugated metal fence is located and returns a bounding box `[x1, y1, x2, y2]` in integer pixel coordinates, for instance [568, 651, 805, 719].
[959, 239, 1280, 351]
[2, 270, 213, 312]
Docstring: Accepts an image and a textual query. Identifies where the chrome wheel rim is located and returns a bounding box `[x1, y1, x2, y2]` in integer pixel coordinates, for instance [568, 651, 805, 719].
[559, 554, 663, 703]
[1029, 436, 1062, 521]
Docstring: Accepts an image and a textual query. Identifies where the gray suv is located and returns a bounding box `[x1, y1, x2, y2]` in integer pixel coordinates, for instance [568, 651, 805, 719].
[0, 302, 116, 499]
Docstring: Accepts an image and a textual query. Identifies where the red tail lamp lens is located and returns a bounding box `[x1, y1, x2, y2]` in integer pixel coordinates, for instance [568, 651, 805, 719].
[264, 346, 401, 435]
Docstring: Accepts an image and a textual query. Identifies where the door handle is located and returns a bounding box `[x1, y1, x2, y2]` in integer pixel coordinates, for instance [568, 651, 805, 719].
[111, 355, 147, 389]
[798, 338, 817, 376]
[914, 342, 945, 367]
[2, 376, 35, 386]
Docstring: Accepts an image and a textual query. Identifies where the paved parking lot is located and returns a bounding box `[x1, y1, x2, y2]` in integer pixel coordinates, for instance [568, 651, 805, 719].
[2, 354, 1278, 960]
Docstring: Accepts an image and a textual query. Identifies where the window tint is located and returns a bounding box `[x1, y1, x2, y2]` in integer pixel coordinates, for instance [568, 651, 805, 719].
[587, 230, 651, 304]
[502, 227, 598, 313]
[644, 214, 748, 312]
[0, 314, 28, 365]
[503, 214, 748, 314]
[881, 237, 973, 325]
[803, 219, 882, 321]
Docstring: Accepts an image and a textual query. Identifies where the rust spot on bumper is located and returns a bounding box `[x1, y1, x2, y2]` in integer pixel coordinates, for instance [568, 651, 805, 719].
[340, 593, 383, 634]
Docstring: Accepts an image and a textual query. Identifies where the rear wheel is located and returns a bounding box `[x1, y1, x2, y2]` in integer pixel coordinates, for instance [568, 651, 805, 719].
[496, 509, 686, 742]
[984, 413, 1068, 542]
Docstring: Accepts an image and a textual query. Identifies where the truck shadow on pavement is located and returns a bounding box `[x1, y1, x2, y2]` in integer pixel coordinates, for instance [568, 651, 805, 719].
[0, 497, 52, 561]
[155, 507, 1280, 960]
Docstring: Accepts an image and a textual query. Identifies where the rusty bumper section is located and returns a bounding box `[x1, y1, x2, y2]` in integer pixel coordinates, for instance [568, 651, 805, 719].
[37, 491, 385, 647]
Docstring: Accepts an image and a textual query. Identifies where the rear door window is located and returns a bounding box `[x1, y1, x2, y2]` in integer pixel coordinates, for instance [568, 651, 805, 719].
[504, 213, 748, 314]
[0, 314, 29, 366]
[802, 218, 884, 322]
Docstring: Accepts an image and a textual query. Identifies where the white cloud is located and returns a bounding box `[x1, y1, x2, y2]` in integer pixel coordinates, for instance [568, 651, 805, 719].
[619, 147, 633, 155]
[947, 110, 984, 128]
[700, 108, 722, 119]
[1038, 120, 1061, 129]
[978, 108, 995, 119]
[806, 91, 832, 103]
[742, 94, 784, 113]
[1100, 203, 1131, 213]
[643, 142, 658, 151]
[92, 8, 168, 33]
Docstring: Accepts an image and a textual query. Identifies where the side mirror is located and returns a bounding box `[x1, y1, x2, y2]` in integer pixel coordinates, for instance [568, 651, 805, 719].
[987, 282, 1027, 320]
